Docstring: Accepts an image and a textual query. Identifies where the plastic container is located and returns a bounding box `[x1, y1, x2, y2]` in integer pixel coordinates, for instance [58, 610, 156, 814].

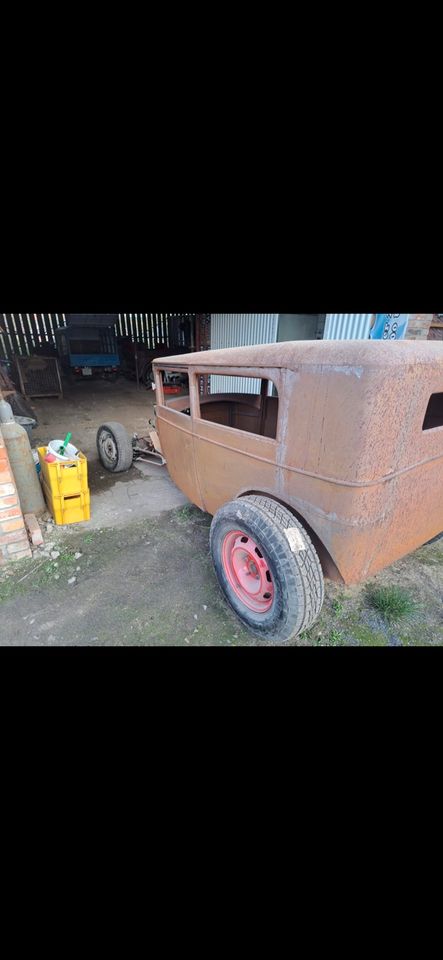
[38, 445, 89, 524]
[14, 416, 36, 441]
[41, 481, 90, 525]
[38, 445, 88, 493]
[47, 439, 79, 462]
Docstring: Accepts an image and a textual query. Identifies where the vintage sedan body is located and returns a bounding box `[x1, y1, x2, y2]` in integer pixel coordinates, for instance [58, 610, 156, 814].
[153, 340, 443, 641]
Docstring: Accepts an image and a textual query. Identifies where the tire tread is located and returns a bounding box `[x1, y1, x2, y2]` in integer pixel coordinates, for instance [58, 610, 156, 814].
[96, 421, 134, 472]
[241, 496, 324, 634]
[210, 495, 324, 641]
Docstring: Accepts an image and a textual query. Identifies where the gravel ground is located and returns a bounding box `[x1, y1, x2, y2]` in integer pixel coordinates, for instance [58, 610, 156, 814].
[1, 506, 442, 646]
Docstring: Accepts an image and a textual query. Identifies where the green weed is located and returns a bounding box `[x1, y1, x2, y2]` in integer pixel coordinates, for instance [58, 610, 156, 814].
[365, 584, 416, 624]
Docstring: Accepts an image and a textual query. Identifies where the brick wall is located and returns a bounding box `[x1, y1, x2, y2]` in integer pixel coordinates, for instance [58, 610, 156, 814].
[0, 427, 32, 564]
[406, 314, 434, 340]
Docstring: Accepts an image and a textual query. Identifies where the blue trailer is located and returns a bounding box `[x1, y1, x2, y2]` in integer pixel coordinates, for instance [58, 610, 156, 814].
[55, 319, 120, 382]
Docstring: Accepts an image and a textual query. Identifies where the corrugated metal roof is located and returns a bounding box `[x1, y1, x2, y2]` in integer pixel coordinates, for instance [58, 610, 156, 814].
[211, 313, 278, 393]
[323, 313, 373, 340]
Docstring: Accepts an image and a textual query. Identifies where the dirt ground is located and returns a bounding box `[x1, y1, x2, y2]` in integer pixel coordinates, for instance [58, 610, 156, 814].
[1, 378, 442, 646]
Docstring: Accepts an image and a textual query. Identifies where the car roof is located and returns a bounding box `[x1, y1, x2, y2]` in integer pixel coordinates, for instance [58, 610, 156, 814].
[153, 339, 443, 370]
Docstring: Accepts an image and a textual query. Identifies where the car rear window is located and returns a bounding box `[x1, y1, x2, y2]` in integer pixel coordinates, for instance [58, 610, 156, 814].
[423, 393, 443, 430]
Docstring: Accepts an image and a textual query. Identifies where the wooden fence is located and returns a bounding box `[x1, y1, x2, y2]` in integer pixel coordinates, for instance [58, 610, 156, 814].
[0, 313, 65, 360]
[0, 313, 198, 361]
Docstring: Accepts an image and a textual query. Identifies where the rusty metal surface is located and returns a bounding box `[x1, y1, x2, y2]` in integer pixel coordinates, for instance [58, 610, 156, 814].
[153, 341, 443, 584]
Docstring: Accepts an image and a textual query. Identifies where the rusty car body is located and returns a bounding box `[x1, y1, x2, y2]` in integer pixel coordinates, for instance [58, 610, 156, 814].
[152, 340, 443, 641]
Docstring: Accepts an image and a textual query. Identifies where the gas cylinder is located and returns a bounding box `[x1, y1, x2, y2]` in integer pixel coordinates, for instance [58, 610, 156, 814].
[0, 399, 45, 516]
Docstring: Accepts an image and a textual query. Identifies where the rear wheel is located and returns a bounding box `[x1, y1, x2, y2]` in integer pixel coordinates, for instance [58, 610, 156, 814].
[96, 421, 134, 473]
[210, 495, 324, 642]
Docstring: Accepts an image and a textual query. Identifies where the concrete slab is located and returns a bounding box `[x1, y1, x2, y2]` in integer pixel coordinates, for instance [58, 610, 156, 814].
[30, 378, 189, 529]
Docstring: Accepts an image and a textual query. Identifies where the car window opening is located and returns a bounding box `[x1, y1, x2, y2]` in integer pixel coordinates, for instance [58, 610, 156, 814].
[423, 392, 443, 430]
[160, 370, 191, 415]
[199, 375, 278, 440]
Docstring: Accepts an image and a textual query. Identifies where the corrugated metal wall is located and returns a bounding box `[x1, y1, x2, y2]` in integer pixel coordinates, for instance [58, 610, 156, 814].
[210, 313, 279, 394]
[116, 313, 195, 349]
[323, 313, 373, 340]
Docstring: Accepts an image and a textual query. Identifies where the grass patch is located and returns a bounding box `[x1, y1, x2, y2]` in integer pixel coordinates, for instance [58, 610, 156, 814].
[36, 550, 79, 585]
[0, 557, 35, 604]
[0, 547, 88, 605]
[328, 629, 343, 645]
[332, 597, 345, 615]
[173, 504, 211, 528]
[365, 584, 416, 624]
[0, 575, 25, 604]
[414, 545, 443, 566]
[347, 623, 388, 645]
[175, 504, 194, 522]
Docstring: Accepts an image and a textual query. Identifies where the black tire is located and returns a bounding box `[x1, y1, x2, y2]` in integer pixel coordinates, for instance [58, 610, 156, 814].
[96, 421, 134, 473]
[210, 495, 324, 642]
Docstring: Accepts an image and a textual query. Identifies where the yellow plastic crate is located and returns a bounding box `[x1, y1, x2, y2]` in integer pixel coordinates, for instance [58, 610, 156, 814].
[41, 479, 91, 525]
[38, 446, 89, 497]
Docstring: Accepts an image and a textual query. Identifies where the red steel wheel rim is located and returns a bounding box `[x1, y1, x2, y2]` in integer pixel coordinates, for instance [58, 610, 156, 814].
[221, 529, 274, 614]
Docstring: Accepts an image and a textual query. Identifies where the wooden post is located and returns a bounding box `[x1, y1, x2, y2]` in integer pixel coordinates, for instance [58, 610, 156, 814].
[135, 343, 140, 390]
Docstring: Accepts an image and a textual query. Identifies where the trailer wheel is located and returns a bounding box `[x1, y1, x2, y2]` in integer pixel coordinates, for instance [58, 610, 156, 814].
[210, 495, 324, 643]
[96, 422, 134, 473]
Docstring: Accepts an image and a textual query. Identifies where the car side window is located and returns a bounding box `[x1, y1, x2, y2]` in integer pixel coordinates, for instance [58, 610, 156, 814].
[157, 369, 191, 415]
[196, 373, 279, 440]
[423, 392, 443, 430]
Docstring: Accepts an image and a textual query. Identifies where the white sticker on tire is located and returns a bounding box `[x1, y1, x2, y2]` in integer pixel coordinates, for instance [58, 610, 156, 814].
[285, 527, 306, 552]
